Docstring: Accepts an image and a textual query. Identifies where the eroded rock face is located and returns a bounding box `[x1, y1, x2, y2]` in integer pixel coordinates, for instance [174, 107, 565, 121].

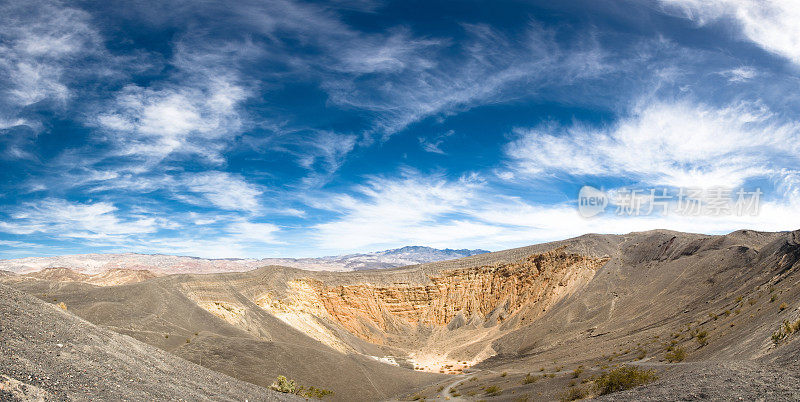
[261, 249, 608, 345]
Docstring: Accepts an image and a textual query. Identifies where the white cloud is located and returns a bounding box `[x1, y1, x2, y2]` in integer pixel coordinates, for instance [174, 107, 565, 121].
[659, 0, 800, 65]
[322, 23, 615, 138]
[506, 99, 800, 188]
[418, 130, 454, 154]
[311, 169, 800, 253]
[719, 66, 758, 82]
[97, 78, 247, 163]
[0, 199, 158, 239]
[0, 1, 100, 108]
[302, 132, 357, 171]
[313, 171, 496, 250]
[226, 220, 281, 244]
[180, 171, 262, 211]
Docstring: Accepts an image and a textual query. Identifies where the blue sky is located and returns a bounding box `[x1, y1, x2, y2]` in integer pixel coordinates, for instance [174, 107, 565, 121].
[1, 0, 799, 258]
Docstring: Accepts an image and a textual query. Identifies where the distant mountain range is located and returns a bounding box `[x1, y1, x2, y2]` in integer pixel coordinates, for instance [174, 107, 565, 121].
[0, 246, 490, 274]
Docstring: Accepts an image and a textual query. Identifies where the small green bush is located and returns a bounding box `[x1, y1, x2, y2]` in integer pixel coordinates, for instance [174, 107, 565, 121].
[593, 366, 657, 395]
[270, 376, 296, 394]
[772, 319, 800, 345]
[695, 330, 708, 347]
[270, 375, 333, 399]
[522, 373, 538, 384]
[484, 385, 502, 396]
[572, 367, 583, 378]
[299, 386, 334, 399]
[559, 386, 588, 401]
[665, 346, 686, 362]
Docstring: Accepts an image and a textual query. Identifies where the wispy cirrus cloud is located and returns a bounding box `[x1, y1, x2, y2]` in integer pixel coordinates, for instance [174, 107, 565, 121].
[0, 1, 100, 109]
[505, 99, 800, 188]
[0, 199, 160, 239]
[311, 171, 500, 250]
[322, 23, 616, 139]
[96, 79, 248, 164]
[309, 167, 800, 253]
[658, 0, 800, 65]
[0, 197, 284, 258]
[418, 130, 455, 155]
[178, 171, 263, 211]
[93, 35, 256, 165]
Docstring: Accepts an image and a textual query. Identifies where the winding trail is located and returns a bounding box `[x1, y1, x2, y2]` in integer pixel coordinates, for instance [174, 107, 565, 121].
[437, 373, 476, 401]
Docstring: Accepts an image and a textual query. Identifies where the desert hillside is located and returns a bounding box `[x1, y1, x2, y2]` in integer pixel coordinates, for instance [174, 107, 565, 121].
[0, 283, 296, 401]
[3, 229, 800, 400]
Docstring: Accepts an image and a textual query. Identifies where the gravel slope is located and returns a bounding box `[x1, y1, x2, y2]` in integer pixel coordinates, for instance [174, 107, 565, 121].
[0, 284, 295, 401]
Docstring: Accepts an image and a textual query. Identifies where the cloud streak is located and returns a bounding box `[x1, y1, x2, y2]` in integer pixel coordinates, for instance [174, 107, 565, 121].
[659, 0, 800, 65]
[505, 99, 800, 188]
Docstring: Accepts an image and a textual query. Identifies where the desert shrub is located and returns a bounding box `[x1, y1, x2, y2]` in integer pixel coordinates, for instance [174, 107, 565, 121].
[523, 373, 538, 384]
[559, 386, 588, 401]
[593, 366, 657, 395]
[298, 386, 334, 399]
[665, 346, 686, 362]
[695, 330, 708, 347]
[635, 349, 646, 360]
[269, 376, 334, 399]
[772, 319, 800, 345]
[770, 294, 777, 303]
[484, 385, 501, 396]
[780, 303, 788, 311]
[270, 376, 296, 394]
[572, 367, 583, 378]
[57, 302, 67, 310]
[501, 372, 507, 377]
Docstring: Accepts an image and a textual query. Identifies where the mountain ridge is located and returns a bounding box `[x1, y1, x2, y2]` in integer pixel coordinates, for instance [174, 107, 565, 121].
[0, 246, 490, 274]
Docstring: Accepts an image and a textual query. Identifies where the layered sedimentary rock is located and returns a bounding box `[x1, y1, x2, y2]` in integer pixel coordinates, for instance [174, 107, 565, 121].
[257, 249, 608, 345]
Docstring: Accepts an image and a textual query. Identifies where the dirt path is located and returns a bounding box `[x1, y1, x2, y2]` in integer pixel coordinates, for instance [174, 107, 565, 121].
[438, 373, 476, 401]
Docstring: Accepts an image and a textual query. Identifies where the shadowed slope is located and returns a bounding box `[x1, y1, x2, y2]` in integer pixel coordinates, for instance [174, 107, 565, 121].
[0, 284, 294, 401]
[5, 272, 444, 401]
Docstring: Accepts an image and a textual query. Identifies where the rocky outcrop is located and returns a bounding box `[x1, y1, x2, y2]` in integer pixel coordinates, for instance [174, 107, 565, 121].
[258, 249, 608, 344]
